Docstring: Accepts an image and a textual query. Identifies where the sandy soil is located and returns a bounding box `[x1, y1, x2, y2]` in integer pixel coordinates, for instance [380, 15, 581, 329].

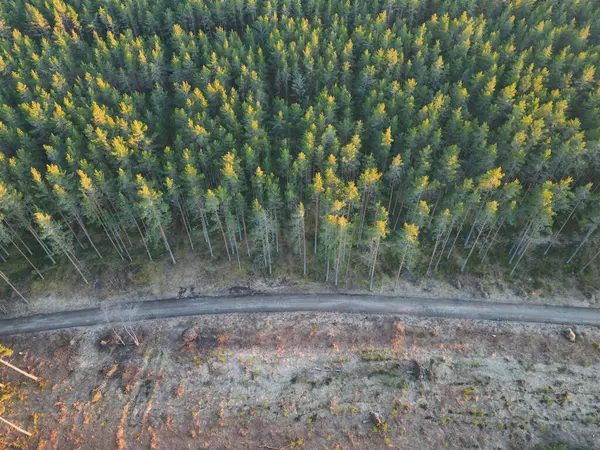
[1, 312, 599, 449]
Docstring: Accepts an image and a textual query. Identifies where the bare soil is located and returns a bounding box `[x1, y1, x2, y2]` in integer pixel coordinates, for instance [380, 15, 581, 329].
[1, 312, 599, 449]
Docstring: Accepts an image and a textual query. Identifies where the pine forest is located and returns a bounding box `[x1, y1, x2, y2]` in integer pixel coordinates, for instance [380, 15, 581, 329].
[0, 0, 599, 300]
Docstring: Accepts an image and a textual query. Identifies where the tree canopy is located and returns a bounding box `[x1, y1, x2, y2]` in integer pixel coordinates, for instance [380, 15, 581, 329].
[0, 0, 599, 295]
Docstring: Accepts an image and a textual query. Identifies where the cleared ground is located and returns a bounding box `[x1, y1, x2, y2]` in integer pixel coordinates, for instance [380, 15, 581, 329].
[1, 312, 599, 449]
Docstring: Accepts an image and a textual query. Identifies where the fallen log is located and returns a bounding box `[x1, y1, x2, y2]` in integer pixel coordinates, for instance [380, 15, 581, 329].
[0, 359, 40, 381]
[0, 416, 32, 436]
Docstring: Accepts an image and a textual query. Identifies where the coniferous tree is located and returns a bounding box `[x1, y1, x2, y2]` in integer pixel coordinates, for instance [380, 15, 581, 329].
[0, 0, 598, 289]
[137, 176, 176, 265]
[34, 212, 88, 284]
[291, 202, 307, 276]
[251, 199, 274, 274]
[368, 204, 389, 291]
[394, 223, 420, 290]
[0, 215, 43, 279]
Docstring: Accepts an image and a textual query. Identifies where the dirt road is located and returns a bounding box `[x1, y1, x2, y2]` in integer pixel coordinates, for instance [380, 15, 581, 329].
[1, 293, 599, 335]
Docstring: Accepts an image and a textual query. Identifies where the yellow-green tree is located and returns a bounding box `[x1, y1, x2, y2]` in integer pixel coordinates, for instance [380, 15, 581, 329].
[368, 205, 389, 291]
[35, 212, 88, 284]
[137, 176, 176, 265]
[394, 223, 420, 290]
[311, 172, 325, 253]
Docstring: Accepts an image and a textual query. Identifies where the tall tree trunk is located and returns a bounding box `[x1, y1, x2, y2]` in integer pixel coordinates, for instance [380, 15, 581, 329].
[426, 232, 441, 276]
[302, 216, 307, 276]
[464, 202, 484, 246]
[114, 226, 132, 261]
[93, 208, 124, 260]
[120, 221, 133, 248]
[447, 215, 467, 259]
[325, 248, 330, 282]
[134, 218, 152, 261]
[479, 216, 498, 256]
[509, 217, 535, 263]
[391, 187, 400, 217]
[64, 250, 89, 284]
[579, 247, 600, 273]
[358, 191, 371, 241]
[461, 220, 487, 272]
[90, 199, 124, 260]
[335, 228, 346, 286]
[510, 236, 533, 276]
[369, 238, 381, 291]
[76, 216, 102, 259]
[481, 217, 505, 263]
[567, 224, 597, 264]
[544, 201, 581, 255]
[345, 240, 354, 277]
[227, 221, 236, 256]
[430, 188, 444, 218]
[274, 204, 279, 253]
[200, 209, 214, 257]
[241, 213, 250, 257]
[4, 220, 32, 256]
[12, 240, 44, 280]
[109, 223, 126, 258]
[60, 212, 84, 249]
[314, 196, 319, 253]
[266, 226, 272, 275]
[393, 199, 404, 230]
[394, 250, 407, 290]
[158, 223, 177, 265]
[232, 229, 241, 271]
[0, 270, 28, 303]
[435, 223, 454, 271]
[27, 225, 56, 264]
[216, 216, 230, 261]
[177, 199, 194, 249]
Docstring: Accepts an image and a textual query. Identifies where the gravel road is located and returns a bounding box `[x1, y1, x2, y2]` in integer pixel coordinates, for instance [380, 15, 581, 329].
[1, 294, 599, 335]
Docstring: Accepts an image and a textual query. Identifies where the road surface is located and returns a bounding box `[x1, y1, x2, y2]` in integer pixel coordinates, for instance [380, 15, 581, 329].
[1, 294, 599, 336]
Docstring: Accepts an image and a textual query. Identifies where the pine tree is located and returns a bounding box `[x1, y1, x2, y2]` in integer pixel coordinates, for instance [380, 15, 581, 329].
[0, 215, 44, 280]
[0, 268, 29, 304]
[394, 223, 420, 290]
[358, 168, 383, 241]
[77, 170, 126, 261]
[0, 181, 56, 264]
[206, 188, 230, 261]
[0, 0, 597, 290]
[310, 172, 325, 253]
[291, 202, 307, 276]
[182, 163, 214, 257]
[34, 212, 88, 284]
[251, 199, 274, 274]
[137, 176, 176, 265]
[368, 204, 389, 291]
[461, 201, 498, 271]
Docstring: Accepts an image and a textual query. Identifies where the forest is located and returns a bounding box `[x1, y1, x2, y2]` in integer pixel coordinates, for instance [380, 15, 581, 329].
[0, 0, 599, 299]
